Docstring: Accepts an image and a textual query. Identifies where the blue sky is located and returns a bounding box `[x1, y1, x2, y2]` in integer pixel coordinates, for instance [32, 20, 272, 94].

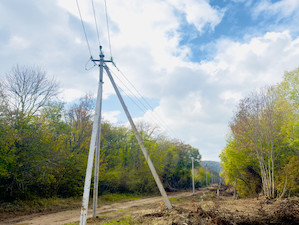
[1, 0, 299, 161]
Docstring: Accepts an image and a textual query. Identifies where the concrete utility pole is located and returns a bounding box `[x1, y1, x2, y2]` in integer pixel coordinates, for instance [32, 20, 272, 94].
[80, 47, 112, 225]
[104, 65, 172, 210]
[79, 47, 172, 225]
[92, 50, 104, 218]
[191, 157, 195, 194]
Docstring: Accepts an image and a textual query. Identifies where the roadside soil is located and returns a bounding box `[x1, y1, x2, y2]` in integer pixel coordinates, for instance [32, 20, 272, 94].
[0, 192, 192, 225]
[1, 185, 298, 225]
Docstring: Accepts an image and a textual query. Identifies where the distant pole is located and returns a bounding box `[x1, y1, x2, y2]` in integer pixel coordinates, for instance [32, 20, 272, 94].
[205, 167, 208, 187]
[191, 157, 195, 194]
[104, 65, 172, 210]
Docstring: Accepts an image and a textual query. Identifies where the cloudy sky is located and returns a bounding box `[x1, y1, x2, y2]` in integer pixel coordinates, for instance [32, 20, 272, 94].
[1, 0, 299, 161]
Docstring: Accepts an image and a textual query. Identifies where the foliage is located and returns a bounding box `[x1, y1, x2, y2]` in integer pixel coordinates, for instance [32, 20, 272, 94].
[220, 138, 261, 197]
[0, 67, 201, 201]
[199, 161, 221, 186]
[220, 68, 299, 197]
[276, 155, 299, 197]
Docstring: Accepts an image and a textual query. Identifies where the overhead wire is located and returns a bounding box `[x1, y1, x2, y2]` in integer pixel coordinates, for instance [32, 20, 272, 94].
[104, 0, 113, 58]
[110, 68, 170, 135]
[113, 65, 156, 112]
[110, 66, 177, 136]
[110, 68, 150, 112]
[85, 58, 97, 71]
[76, 0, 177, 139]
[115, 75, 177, 139]
[109, 66, 178, 138]
[116, 85, 150, 121]
[110, 68, 154, 115]
[91, 0, 101, 46]
[75, 0, 92, 57]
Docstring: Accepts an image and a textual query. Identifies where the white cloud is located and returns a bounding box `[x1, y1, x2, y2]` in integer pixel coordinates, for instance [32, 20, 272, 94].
[8, 35, 30, 49]
[253, 0, 299, 19]
[58, 88, 85, 103]
[109, 0, 185, 73]
[220, 91, 243, 104]
[57, 0, 98, 24]
[207, 31, 299, 86]
[1, 0, 299, 161]
[103, 110, 121, 123]
[166, 0, 225, 33]
[138, 31, 299, 160]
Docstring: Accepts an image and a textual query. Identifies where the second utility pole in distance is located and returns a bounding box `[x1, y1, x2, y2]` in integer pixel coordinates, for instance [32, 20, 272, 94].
[191, 157, 195, 194]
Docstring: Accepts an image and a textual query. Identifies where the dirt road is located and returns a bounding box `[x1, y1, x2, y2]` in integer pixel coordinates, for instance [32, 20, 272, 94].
[2, 187, 298, 225]
[0, 192, 193, 225]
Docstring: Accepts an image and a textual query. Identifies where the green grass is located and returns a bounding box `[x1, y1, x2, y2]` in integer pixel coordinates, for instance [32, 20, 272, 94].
[169, 197, 181, 202]
[99, 193, 145, 204]
[102, 216, 136, 225]
[64, 215, 138, 225]
[0, 197, 81, 220]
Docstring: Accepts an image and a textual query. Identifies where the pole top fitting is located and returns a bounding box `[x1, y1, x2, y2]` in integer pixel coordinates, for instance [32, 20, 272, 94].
[99, 45, 104, 58]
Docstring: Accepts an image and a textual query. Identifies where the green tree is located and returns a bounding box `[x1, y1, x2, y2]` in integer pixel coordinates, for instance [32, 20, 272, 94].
[220, 68, 299, 198]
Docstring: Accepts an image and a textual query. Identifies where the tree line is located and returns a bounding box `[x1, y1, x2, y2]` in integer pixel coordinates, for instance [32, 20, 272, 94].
[220, 68, 299, 198]
[0, 65, 203, 201]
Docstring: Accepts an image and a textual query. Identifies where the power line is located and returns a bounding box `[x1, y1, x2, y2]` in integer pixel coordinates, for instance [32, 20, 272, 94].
[110, 66, 178, 137]
[110, 69, 153, 116]
[114, 65, 155, 111]
[109, 66, 178, 138]
[75, 0, 92, 57]
[112, 74, 170, 136]
[75, 0, 177, 138]
[91, 0, 101, 46]
[104, 0, 113, 58]
[111, 69, 150, 112]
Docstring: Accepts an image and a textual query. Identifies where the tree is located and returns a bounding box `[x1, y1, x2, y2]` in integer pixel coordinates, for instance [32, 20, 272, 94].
[66, 94, 93, 154]
[0, 89, 17, 200]
[0, 86, 202, 200]
[278, 68, 299, 105]
[220, 68, 299, 198]
[220, 138, 262, 197]
[3, 65, 59, 117]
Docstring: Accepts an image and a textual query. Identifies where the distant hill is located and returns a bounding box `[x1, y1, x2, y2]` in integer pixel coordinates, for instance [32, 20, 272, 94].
[200, 161, 221, 174]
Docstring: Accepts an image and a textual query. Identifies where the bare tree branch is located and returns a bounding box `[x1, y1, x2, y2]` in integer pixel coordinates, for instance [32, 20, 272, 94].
[4, 64, 59, 117]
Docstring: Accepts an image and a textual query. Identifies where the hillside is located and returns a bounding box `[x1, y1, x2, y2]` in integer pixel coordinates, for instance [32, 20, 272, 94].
[200, 161, 221, 174]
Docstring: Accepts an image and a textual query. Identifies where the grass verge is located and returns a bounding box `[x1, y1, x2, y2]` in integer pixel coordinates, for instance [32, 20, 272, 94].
[99, 193, 147, 205]
[0, 197, 81, 220]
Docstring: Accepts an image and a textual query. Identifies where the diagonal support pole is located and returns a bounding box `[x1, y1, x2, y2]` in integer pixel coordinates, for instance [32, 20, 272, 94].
[104, 65, 173, 210]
